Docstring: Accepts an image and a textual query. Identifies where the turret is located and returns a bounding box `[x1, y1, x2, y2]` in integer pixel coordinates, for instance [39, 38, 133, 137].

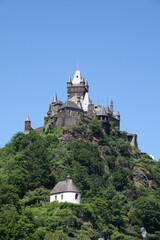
[85, 80, 89, 92]
[115, 110, 120, 119]
[106, 104, 112, 115]
[67, 76, 72, 85]
[25, 115, 32, 134]
[80, 76, 85, 86]
[110, 100, 113, 113]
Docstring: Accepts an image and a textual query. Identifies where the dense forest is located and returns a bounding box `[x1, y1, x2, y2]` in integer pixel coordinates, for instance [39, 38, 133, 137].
[1, 116, 160, 240]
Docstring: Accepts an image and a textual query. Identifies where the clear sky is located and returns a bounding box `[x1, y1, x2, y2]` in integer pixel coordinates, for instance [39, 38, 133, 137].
[0, 0, 160, 160]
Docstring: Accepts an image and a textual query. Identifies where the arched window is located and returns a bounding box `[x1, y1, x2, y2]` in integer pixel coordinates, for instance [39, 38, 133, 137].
[75, 193, 79, 201]
[61, 195, 63, 200]
[55, 195, 57, 200]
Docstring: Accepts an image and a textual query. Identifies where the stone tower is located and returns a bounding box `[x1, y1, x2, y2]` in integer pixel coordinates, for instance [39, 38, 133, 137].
[67, 70, 88, 104]
[25, 115, 32, 134]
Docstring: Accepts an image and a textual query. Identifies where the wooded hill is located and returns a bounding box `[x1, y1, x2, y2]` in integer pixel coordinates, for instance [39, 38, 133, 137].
[0, 116, 160, 240]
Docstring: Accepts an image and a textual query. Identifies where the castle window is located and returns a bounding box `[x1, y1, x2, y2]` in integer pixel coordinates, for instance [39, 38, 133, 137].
[55, 196, 57, 200]
[61, 195, 63, 200]
[75, 193, 79, 201]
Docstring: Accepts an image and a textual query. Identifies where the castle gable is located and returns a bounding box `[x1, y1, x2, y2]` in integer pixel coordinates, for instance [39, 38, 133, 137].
[72, 70, 82, 85]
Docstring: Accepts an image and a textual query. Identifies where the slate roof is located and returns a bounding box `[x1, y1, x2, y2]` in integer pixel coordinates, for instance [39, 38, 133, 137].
[51, 176, 80, 194]
[52, 100, 63, 106]
[25, 115, 30, 121]
[59, 100, 83, 111]
[96, 106, 107, 116]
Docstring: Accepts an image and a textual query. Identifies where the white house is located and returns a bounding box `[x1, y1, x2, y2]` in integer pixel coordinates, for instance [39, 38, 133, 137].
[50, 176, 81, 204]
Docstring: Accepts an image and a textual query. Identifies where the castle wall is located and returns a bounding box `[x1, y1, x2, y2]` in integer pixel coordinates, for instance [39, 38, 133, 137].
[127, 133, 138, 147]
[51, 103, 62, 115]
[52, 109, 82, 128]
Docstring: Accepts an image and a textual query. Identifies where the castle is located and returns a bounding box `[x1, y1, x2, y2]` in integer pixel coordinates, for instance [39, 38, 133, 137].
[25, 69, 137, 146]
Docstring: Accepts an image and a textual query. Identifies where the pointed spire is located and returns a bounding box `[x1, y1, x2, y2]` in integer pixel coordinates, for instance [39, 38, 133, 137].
[82, 92, 90, 111]
[106, 104, 112, 115]
[85, 80, 88, 86]
[106, 104, 109, 113]
[110, 99, 113, 112]
[72, 70, 81, 84]
[25, 115, 30, 121]
[116, 110, 120, 116]
[53, 91, 57, 102]
[115, 110, 120, 120]
[68, 76, 71, 83]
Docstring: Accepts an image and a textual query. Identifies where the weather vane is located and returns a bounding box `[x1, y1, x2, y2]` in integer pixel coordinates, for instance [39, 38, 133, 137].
[77, 62, 79, 70]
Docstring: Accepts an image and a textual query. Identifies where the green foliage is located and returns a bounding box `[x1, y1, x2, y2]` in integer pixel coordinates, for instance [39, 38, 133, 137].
[133, 196, 160, 233]
[89, 118, 104, 138]
[44, 116, 50, 125]
[21, 187, 50, 206]
[0, 119, 160, 238]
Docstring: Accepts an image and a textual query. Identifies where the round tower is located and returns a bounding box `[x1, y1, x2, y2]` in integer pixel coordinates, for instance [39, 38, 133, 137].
[25, 115, 32, 134]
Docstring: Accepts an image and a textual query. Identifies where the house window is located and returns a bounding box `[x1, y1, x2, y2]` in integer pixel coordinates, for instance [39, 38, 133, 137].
[55, 195, 57, 200]
[61, 195, 63, 200]
[75, 193, 79, 201]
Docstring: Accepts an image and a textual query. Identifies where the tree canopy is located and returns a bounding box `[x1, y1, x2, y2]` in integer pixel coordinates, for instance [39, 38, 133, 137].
[0, 119, 160, 239]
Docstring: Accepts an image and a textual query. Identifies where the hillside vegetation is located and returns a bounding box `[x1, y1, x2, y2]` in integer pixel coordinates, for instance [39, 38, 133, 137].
[0, 116, 160, 240]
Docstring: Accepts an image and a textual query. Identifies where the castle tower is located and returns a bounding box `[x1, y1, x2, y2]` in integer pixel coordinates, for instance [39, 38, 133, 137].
[51, 92, 63, 115]
[67, 70, 89, 104]
[25, 115, 32, 134]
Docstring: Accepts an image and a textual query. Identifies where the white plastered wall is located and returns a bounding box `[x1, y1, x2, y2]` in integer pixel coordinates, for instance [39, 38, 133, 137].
[50, 192, 81, 204]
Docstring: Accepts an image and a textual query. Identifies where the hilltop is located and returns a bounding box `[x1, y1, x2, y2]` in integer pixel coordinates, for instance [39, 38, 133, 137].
[0, 117, 160, 239]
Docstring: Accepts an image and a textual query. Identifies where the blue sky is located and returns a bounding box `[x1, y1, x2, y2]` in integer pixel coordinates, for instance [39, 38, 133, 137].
[0, 0, 160, 160]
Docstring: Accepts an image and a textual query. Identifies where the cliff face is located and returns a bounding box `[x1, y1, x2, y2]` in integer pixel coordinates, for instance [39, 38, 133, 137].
[0, 118, 160, 239]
